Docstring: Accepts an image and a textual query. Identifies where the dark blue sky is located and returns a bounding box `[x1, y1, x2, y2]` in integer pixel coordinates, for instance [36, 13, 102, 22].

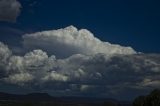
[0, 0, 160, 53]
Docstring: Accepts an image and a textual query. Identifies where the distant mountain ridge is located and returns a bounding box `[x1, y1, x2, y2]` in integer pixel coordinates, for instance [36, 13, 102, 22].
[0, 92, 115, 102]
[0, 92, 56, 101]
[0, 92, 131, 106]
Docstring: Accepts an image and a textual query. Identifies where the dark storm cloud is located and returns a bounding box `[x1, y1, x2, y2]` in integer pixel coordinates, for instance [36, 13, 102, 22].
[0, 0, 21, 22]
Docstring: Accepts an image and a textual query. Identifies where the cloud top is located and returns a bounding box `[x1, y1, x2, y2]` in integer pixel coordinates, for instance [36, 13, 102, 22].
[23, 26, 136, 58]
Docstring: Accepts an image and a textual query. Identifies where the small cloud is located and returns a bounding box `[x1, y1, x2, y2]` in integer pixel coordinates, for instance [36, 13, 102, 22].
[0, 0, 21, 22]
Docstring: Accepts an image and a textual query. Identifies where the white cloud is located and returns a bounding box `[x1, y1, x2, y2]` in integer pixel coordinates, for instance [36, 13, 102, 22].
[23, 50, 48, 68]
[23, 26, 136, 58]
[0, 26, 159, 100]
[4, 73, 33, 85]
[8, 56, 24, 72]
[141, 78, 160, 88]
[0, 42, 12, 73]
[80, 85, 91, 91]
[0, 0, 21, 22]
[42, 71, 69, 82]
[0, 44, 159, 99]
[0, 42, 12, 62]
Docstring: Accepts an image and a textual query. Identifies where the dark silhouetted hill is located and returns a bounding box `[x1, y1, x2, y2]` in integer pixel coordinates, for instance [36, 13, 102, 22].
[0, 92, 56, 101]
[133, 89, 160, 106]
[0, 92, 131, 106]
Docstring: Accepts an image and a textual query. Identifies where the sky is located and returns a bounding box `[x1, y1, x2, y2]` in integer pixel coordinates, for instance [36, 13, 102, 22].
[0, 0, 160, 101]
[0, 0, 160, 52]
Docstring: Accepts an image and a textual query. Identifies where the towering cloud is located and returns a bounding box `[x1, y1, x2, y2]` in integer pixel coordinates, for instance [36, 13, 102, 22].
[0, 42, 12, 62]
[0, 0, 21, 22]
[0, 26, 159, 100]
[23, 26, 136, 58]
[0, 42, 12, 74]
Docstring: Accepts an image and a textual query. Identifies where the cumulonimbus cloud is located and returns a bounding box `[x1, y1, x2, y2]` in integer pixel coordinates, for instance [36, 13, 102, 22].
[0, 0, 21, 22]
[23, 26, 136, 58]
[0, 26, 160, 100]
[0, 45, 160, 99]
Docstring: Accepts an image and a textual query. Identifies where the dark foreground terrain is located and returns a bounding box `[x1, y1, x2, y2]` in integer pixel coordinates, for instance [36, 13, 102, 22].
[0, 92, 131, 106]
[0, 89, 160, 106]
[133, 89, 160, 106]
